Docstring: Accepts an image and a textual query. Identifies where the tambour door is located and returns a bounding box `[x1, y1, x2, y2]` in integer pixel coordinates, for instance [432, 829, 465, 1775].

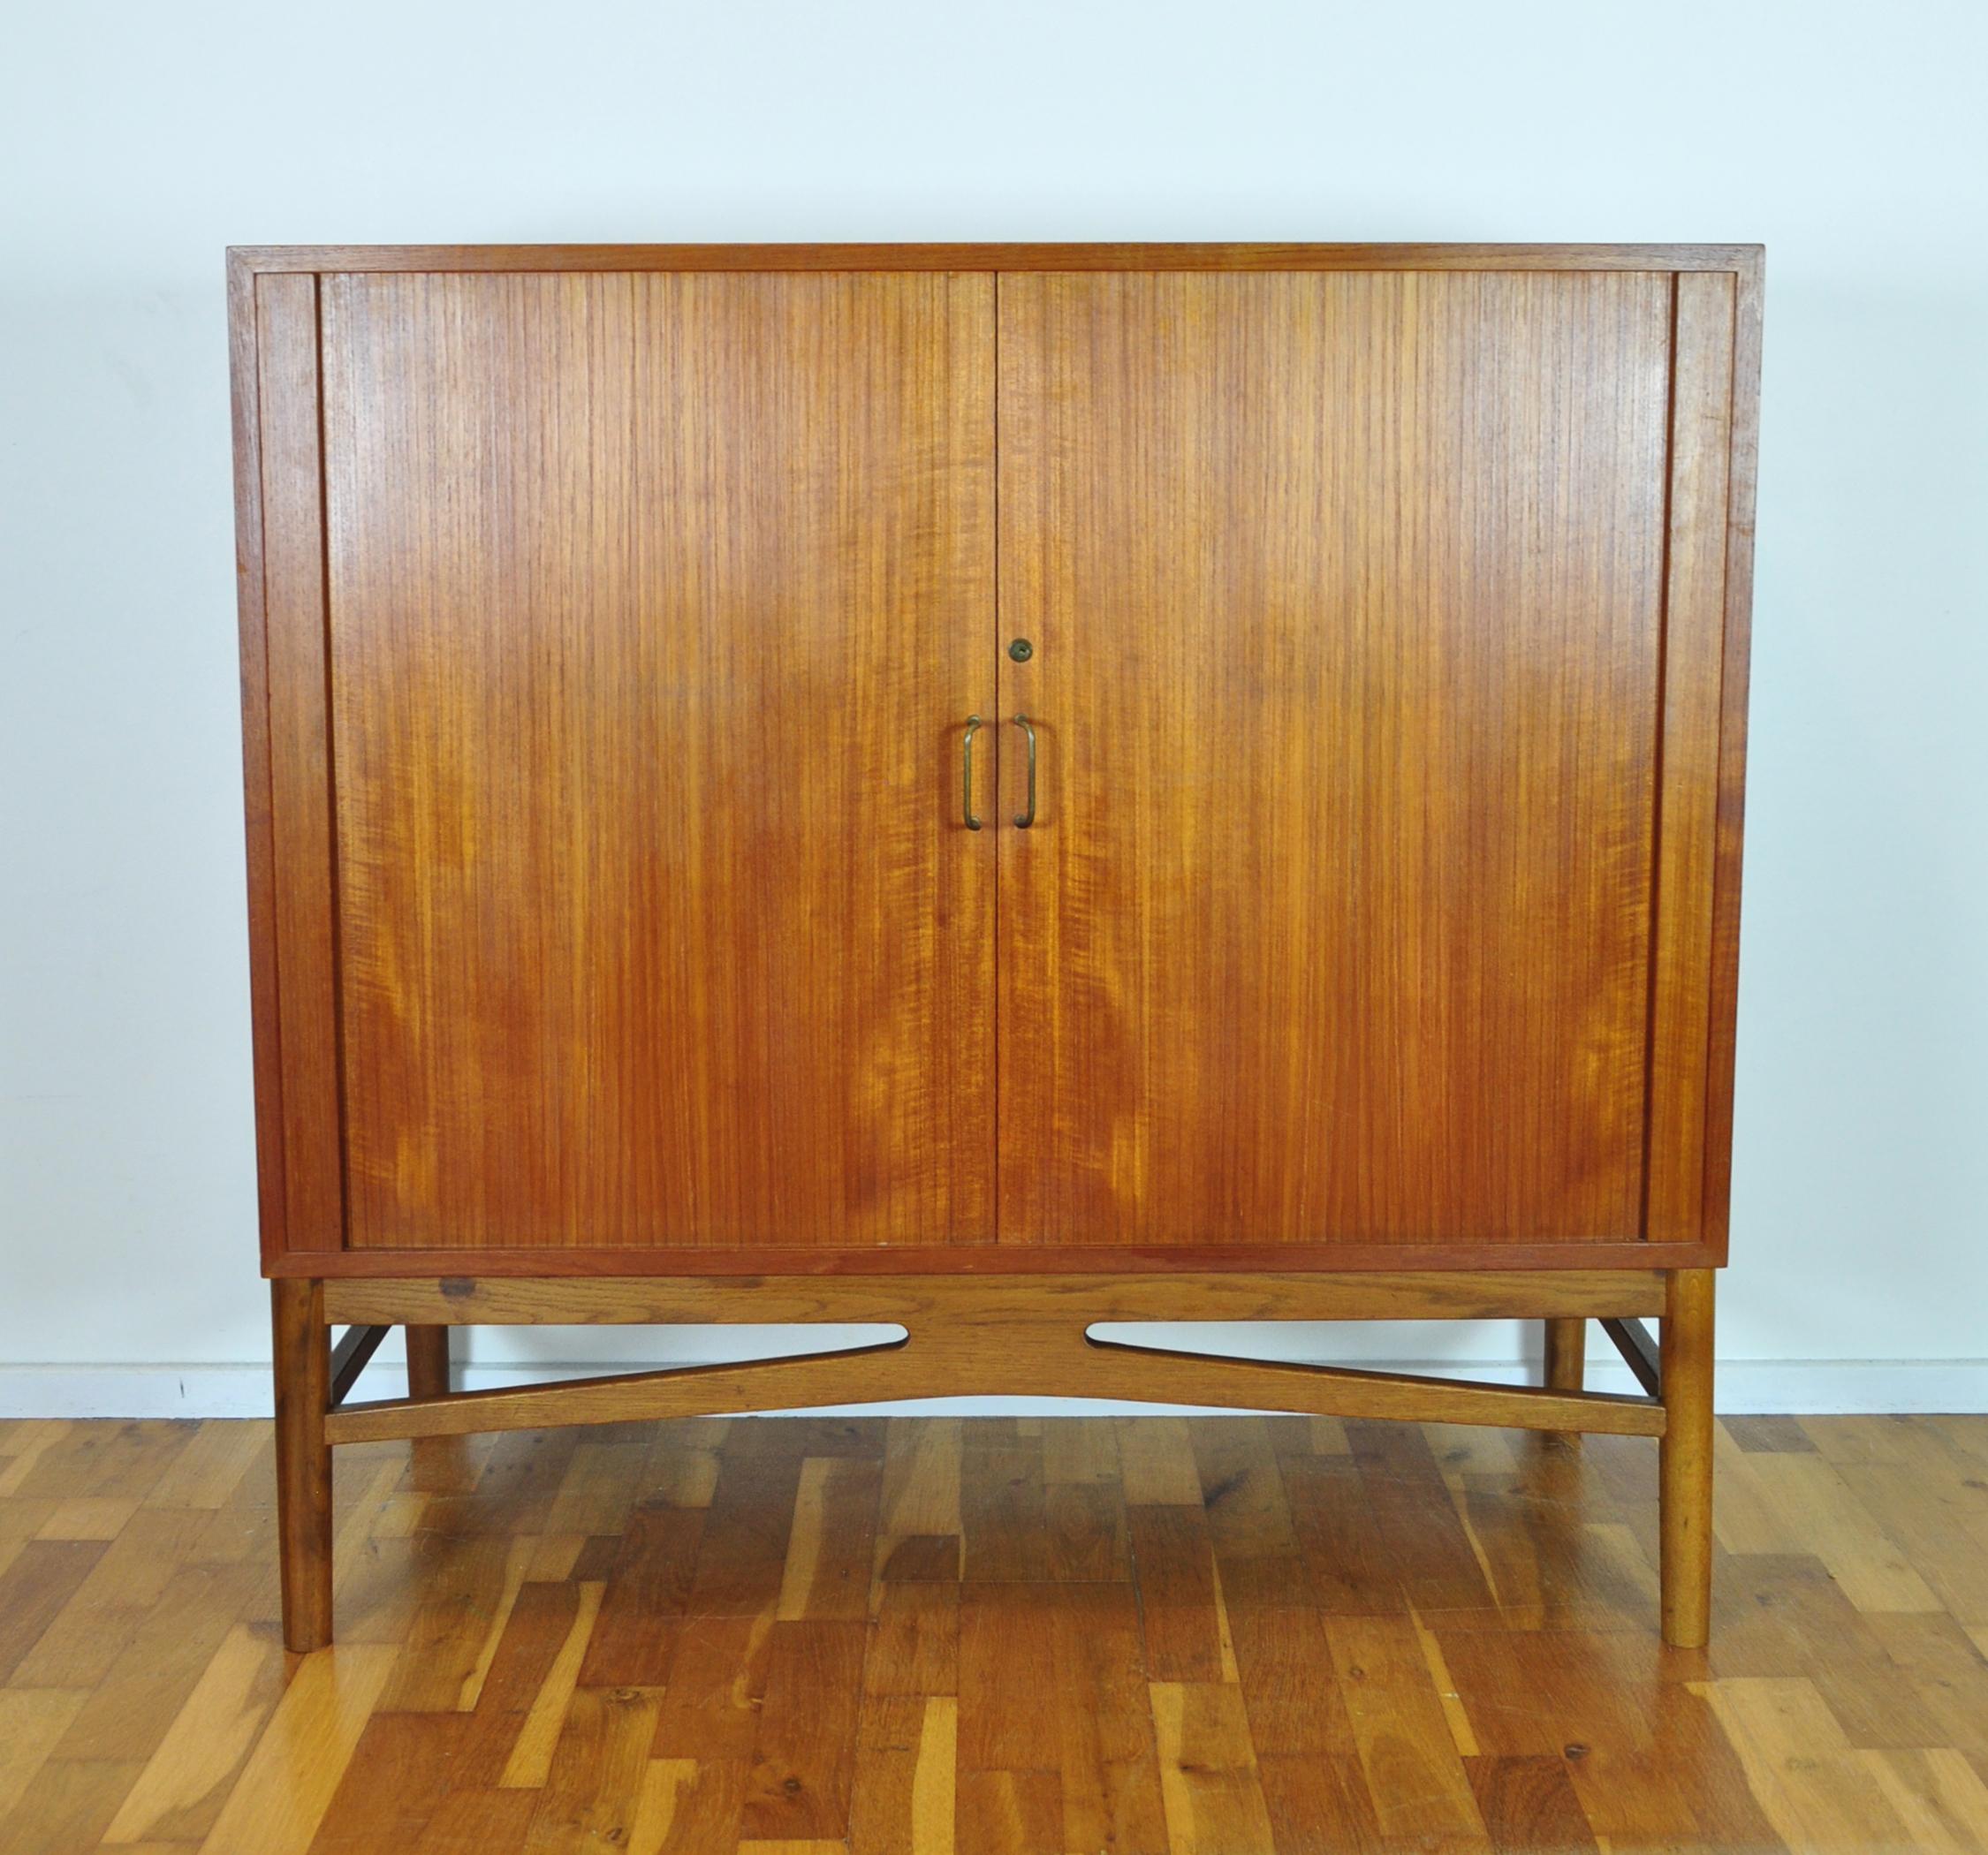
[310, 270, 996, 1251]
[996, 268, 1735, 1248]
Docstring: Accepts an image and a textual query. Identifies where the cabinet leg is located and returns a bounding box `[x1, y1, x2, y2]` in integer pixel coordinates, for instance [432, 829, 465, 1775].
[405, 1324, 460, 1488]
[272, 1279, 333, 1653]
[406, 1323, 450, 1399]
[1659, 1268, 1716, 1648]
[1544, 1318, 1587, 1393]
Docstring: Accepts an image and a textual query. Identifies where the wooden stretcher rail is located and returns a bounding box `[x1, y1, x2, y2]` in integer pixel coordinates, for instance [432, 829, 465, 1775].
[322, 1337, 1666, 1443]
[327, 1323, 386, 1404]
[1604, 1315, 1665, 1397]
[322, 1268, 1666, 1327]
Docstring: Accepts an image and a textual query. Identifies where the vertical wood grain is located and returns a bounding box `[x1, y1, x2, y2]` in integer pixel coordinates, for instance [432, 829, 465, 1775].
[228, 254, 287, 1267]
[236, 245, 1758, 1279]
[321, 272, 996, 1252]
[998, 269, 1673, 1246]
[271, 1279, 332, 1653]
[1700, 255, 1764, 1253]
[403, 1324, 458, 1488]
[404, 1326, 449, 1400]
[1644, 273, 1738, 1243]
[1660, 1268, 1717, 1647]
[254, 272, 345, 1253]
[1544, 1319, 1587, 1396]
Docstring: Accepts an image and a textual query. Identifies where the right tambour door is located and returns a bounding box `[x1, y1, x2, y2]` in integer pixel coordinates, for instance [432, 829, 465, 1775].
[996, 267, 1726, 1250]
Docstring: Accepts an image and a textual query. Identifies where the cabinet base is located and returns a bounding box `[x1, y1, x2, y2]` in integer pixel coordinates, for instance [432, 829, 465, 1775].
[269, 1268, 1716, 1652]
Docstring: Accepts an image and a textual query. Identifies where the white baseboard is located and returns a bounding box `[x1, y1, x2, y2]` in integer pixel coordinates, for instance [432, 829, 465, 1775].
[3, 1359, 1985, 1420]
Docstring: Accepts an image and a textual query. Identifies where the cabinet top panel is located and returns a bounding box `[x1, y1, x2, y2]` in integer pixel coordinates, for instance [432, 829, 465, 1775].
[229, 242, 1763, 276]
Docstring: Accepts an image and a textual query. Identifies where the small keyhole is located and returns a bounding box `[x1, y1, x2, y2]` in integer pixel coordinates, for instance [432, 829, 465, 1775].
[1008, 638, 1034, 662]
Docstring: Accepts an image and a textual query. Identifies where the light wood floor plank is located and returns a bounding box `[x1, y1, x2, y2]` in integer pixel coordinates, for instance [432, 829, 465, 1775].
[190, 1642, 396, 1855]
[1150, 1680, 1276, 1855]
[101, 1621, 286, 1844]
[0, 1686, 89, 1816]
[497, 1579, 604, 1790]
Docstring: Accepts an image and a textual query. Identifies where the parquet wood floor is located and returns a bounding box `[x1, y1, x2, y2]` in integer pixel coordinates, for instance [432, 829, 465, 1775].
[3, 1410, 1986, 1851]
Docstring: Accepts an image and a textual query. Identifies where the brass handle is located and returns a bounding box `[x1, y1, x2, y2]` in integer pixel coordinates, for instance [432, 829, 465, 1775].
[962, 716, 983, 830]
[1012, 714, 1036, 829]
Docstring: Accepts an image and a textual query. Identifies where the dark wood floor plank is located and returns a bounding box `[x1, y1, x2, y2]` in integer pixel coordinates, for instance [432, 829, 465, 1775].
[740, 1616, 868, 1838]
[0, 1754, 143, 1855]
[521, 1683, 660, 1852]
[0, 1539, 108, 1682]
[962, 1429, 1052, 1582]
[1225, 1595, 1360, 1758]
[1708, 1551, 1954, 1750]
[850, 1690, 953, 1854]
[1189, 1417, 1301, 1560]
[1280, 1450, 1408, 1615]
[6, 1418, 192, 1503]
[1456, 1469, 1658, 1633]
[7, 1507, 211, 1689]
[1051, 1581, 1170, 1855]
[415, 1785, 538, 1855]
[1256, 1751, 1385, 1853]
[1328, 1611, 1491, 1843]
[682, 1444, 806, 1617]
[52, 1556, 262, 1764]
[451, 1577, 588, 1790]
[1726, 1415, 1819, 1454]
[777, 1452, 883, 1620]
[649, 1613, 773, 1762]
[1045, 1479, 1128, 1581]
[878, 1532, 962, 1582]
[458, 1427, 586, 1536]
[959, 1765, 1064, 1854]
[960, 1580, 1061, 1770]
[869, 1577, 959, 1697]
[1468, 1753, 1601, 1851]
[376, 1529, 517, 1711]
[1126, 1502, 1225, 1682]
[1347, 1418, 1501, 1614]
[1863, 1610, 1988, 1761]
[577, 1500, 702, 1685]
[307, 1711, 472, 1852]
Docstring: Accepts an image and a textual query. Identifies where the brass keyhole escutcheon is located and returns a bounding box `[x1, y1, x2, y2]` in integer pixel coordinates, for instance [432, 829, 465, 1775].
[1008, 638, 1034, 662]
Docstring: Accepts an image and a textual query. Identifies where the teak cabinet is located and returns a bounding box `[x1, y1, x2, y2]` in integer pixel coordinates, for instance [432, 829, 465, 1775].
[229, 244, 1762, 1652]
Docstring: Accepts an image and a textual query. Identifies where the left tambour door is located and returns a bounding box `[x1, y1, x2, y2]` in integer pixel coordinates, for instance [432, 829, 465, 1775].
[318, 271, 996, 1252]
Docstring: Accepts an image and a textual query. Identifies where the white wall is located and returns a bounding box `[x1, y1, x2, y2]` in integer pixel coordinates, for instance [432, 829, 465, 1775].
[3, 0, 1984, 1416]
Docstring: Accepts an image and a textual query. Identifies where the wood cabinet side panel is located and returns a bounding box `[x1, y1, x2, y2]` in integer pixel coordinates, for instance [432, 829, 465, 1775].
[1643, 274, 1739, 1242]
[1699, 262, 1764, 1257]
[229, 253, 288, 1265]
[254, 272, 345, 1253]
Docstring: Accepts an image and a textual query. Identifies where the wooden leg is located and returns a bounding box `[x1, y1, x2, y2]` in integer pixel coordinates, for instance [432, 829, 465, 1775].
[1659, 1268, 1716, 1648]
[1540, 1317, 1587, 1445]
[272, 1279, 333, 1653]
[1544, 1317, 1587, 1391]
[406, 1324, 451, 1400]
[404, 1324, 462, 1487]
